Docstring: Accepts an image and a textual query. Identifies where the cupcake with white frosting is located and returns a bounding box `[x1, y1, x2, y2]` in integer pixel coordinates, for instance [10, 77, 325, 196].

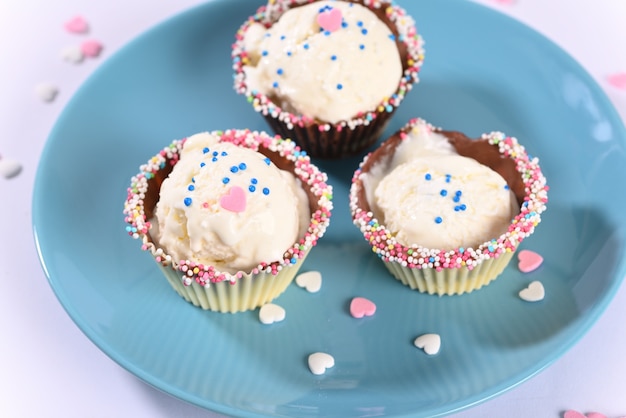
[124, 129, 333, 312]
[350, 118, 548, 295]
[232, 0, 425, 159]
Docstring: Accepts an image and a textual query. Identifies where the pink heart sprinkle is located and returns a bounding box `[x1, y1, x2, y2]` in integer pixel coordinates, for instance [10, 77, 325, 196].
[64, 16, 89, 34]
[81, 40, 103, 58]
[586, 413, 607, 418]
[316, 7, 343, 33]
[517, 249, 544, 273]
[564, 411, 586, 418]
[220, 186, 246, 213]
[493, 0, 516, 4]
[350, 297, 376, 318]
[607, 72, 626, 90]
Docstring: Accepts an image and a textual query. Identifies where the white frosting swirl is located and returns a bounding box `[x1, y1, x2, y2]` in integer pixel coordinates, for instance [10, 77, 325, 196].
[153, 132, 309, 273]
[242, 1, 402, 123]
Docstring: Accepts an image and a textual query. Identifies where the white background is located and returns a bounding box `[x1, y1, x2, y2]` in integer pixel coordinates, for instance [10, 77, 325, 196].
[1, 0, 625, 417]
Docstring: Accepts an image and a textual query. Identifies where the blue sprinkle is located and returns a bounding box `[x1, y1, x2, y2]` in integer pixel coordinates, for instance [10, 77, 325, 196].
[440, 189, 448, 197]
[324, 30, 330, 36]
[230, 166, 239, 173]
[504, 184, 510, 190]
[262, 187, 270, 195]
[389, 34, 396, 41]
[262, 50, 268, 56]
[291, 257, 297, 264]
[331, 55, 337, 61]
[445, 174, 451, 183]
[460, 204, 467, 211]
[361, 28, 368, 35]
[238, 162, 247, 170]
[200, 162, 206, 167]
[435, 216, 443, 224]
[357, 21, 363, 27]
[425, 173, 432, 180]
[459, 247, 465, 254]
[303, 43, 309, 50]
[191, 177, 195, 183]
[251, 178, 258, 185]
[453, 195, 461, 203]
[188, 185, 195, 191]
[212, 151, 218, 156]
[280, 35, 286, 40]
[488, 245, 495, 252]
[222, 177, 230, 184]
[337, 83, 343, 90]
[264, 157, 271, 166]
[212, 157, 218, 162]
[359, 44, 365, 50]
[455, 190, 462, 197]
[385, 105, 393, 112]
[249, 185, 256, 192]
[429, 257, 435, 263]
[454, 206, 461, 212]
[341, 21, 348, 28]
[277, 68, 284, 75]
[286, 51, 292, 57]
[203, 147, 210, 154]
[184, 197, 192, 207]
[272, 81, 279, 88]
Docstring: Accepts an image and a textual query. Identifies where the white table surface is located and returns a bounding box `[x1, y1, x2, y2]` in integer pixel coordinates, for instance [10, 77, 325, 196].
[1, 1, 625, 417]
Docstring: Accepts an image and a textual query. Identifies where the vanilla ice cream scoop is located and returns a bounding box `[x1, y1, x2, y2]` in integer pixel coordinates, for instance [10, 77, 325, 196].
[242, 1, 402, 123]
[153, 132, 309, 273]
[362, 119, 519, 250]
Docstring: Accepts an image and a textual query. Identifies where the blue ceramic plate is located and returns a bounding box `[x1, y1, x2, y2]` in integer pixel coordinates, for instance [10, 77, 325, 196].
[33, 0, 626, 417]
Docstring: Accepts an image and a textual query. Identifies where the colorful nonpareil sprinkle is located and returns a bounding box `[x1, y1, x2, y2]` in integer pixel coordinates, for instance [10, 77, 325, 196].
[123, 129, 333, 287]
[349, 118, 549, 272]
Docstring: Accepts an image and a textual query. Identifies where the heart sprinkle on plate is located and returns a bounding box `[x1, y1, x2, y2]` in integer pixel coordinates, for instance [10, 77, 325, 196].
[295, 271, 322, 293]
[308, 352, 334, 375]
[258, 303, 286, 325]
[349, 297, 376, 318]
[518, 249, 544, 273]
[413, 333, 441, 356]
[519, 280, 545, 302]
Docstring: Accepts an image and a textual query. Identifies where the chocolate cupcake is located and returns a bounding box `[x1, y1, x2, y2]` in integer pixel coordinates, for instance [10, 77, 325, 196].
[350, 118, 548, 295]
[232, 0, 425, 159]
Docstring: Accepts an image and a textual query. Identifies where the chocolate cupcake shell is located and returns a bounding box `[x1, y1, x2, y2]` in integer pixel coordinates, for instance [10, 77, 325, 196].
[232, 0, 425, 159]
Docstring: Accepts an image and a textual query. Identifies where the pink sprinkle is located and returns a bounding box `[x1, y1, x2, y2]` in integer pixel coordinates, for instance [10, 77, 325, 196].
[64, 16, 89, 34]
[81, 40, 103, 58]
[607, 72, 626, 90]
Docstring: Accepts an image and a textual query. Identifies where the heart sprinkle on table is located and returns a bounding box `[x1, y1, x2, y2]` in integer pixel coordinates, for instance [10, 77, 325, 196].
[81, 40, 104, 58]
[413, 333, 441, 355]
[349, 297, 376, 318]
[61, 45, 85, 64]
[259, 303, 285, 325]
[518, 249, 544, 273]
[295, 271, 322, 293]
[308, 352, 334, 375]
[0, 156, 23, 179]
[35, 83, 59, 103]
[607, 72, 626, 90]
[564, 410, 609, 418]
[64, 15, 89, 34]
[519, 280, 545, 302]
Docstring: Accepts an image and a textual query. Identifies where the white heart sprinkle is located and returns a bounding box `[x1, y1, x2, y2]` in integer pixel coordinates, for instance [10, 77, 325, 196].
[60, 45, 84, 64]
[35, 83, 58, 103]
[258, 303, 285, 325]
[295, 271, 322, 293]
[0, 158, 23, 179]
[413, 333, 441, 355]
[519, 280, 545, 302]
[308, 352, 334, 375]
